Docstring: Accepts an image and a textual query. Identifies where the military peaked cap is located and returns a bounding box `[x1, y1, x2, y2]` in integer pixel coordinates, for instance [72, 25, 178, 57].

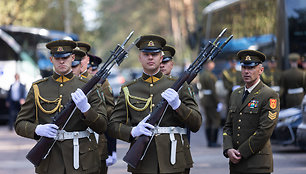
[71, 48, 86, 67]
[88, 54, 102, 70]
[288, 53, 300, 61]
[162, 45, 175, 62]
[136, 35, 166, 52]
[76, 41, 91, 53]
[238, 49, 266, 67]
[46, 40, 76, 58]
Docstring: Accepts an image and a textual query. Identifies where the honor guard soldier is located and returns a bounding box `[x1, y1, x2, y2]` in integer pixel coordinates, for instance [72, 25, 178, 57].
[71, 48, 86, 76]
[160, 45, 175, 75]
[108, 35, 202, 174]
[281, 53, 306, 108]
[261, 56, 282, 93]
[76, 41, 92, 78]
[223, 50, 280, 174]
[222, 56, 244, 112]
[88, 53, 117, 173]
[15, 40, 108, 174]
[199, 60, 222, 147]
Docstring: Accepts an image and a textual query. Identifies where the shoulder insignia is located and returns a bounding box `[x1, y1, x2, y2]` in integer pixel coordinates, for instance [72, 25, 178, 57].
[268, 111, 277, 120]
[32, 77, 48, 85]
[269, 98, 277, 109]
[122, 79, 138, 88]
[78, 76, 88, 83]
[166, 75, 177, 81]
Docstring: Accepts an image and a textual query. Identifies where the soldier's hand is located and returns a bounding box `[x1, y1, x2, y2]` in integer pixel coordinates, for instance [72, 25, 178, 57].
[106, 151, 117, 166]
[161, 88, 181, 110]
[227, 148, 241, 164]
[131, 115, 154, 137]
[35, 124, 59, 138]
[71, 88, 91, 113]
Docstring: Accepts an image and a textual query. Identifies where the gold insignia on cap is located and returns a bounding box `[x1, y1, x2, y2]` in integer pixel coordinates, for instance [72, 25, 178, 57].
[57, 47, 64, 52]
[245, 55, 251, 61]
[268, 111, 277, 120]
[148, 40, 155, 47]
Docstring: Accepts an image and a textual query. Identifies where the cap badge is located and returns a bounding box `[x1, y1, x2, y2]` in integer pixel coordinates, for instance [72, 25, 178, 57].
[245, 56, 251, 61]
[75, 47, 80, 50]
[57, 46, 64, 52]
[148, 40, 155, 47]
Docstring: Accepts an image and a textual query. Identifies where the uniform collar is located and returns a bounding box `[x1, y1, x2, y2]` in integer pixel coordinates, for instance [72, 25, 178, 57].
[244, 79, 261, 94]
[53, 70, 74, 83]
[142, 71, 163, 83]
[81, 70, 89, 78]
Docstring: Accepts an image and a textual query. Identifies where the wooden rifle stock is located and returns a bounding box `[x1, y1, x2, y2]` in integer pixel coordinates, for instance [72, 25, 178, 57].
[26, 31, 136, 167]
[123, 29, 233, 168]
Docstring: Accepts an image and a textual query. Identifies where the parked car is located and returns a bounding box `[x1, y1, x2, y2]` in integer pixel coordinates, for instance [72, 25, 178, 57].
[271, 107, 302, 146]
[296, 95, 306, 150]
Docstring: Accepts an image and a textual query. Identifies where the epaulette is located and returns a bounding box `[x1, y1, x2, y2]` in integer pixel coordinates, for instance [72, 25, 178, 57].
[32, 77, 48, 85]
[166, 75, 178, 81]
[78, 76, 89, 83]
[122, 78, 138, 88]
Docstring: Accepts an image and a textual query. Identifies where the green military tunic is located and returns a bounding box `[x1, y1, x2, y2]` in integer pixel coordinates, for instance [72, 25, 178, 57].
[199, 70, 220, 128]
[15, 71, 108, 174]
[281, 67, 306, 108]
[222, 68, 244, 107]
[261, 68, 282, 93]
[108, 71, 202, 173]
[223, 81, 280, 173]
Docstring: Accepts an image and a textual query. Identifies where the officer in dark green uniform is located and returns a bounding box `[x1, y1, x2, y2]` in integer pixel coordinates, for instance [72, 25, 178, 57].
[199, 60, 221, 147]
[281, 53, 306, 108]
[261, 56, 282, 93]
[223, 50, 280, 174]
[108, 35, 202, 174]
[71, 48, 86, 76]
[160, 45, 175, 76]
[76, 41, 92, 78]
[88, 53, 102, 75]
[15, 40, 108, 174]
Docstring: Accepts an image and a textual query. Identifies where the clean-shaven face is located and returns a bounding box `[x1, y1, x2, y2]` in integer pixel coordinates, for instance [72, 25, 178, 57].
[50, 54, 75, 75]
[139, 51, 163, 75]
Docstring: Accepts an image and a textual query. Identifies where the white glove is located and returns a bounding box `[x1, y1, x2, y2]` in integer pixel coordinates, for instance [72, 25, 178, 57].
[71, 88, 91, 113]
[131, 115, 154, 137]
[106, 152, 117, 167]
[217, 102, 223, 112]
[232, 85, 240, 91]
[161, 88, 181, 110]
[35, 124, 59, 138]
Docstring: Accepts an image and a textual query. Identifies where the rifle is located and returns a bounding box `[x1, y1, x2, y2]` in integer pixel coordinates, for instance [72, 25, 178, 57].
[123, 28, 233, 168]
[26, 31, 138, 167]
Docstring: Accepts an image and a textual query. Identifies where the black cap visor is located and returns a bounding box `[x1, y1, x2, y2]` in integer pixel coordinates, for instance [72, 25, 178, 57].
[241, 61, 261, 67]
[140, 47, 162, 53]
[71, 61, 81, 67]
[162, 57, 172, 62]
[53, 52, 72, 58]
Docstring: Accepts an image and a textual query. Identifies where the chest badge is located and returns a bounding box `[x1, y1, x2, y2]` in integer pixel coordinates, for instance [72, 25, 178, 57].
[248, 100, 258, 108]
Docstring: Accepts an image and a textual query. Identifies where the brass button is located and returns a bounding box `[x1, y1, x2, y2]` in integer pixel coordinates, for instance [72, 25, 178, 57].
[237, 141, 239, 144]
[238, 119, 241, 122]
[240, 113, 242, 115]
[59, 95, 63, 98]
[238, 126, 240, 129]
[60, 105, 63, 108]
[150, 84, 153, 87]
[152, 104, 155, 107]
[60, 84, 63, 87]
[237, 134, 240, 136]
[150, 94, 153, 97]
[250, 111, 253, 114]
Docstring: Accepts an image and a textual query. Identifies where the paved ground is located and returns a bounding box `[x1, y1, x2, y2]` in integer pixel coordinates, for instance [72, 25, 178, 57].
[0, 123, 306, 174]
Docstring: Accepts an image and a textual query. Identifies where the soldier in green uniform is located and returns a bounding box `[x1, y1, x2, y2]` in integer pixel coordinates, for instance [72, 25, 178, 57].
[88, 53, 117, 173]
[261, 56, 282, 93]
[108, 35, 202, 174]
[223, 50, 280, 174]
[281, 53, 306, 108]
[160, 45, 175, 76]
[222, 56, 244, 111]
[199, 60, 221, 147]
[76, 41, 92, 78]
[71, 48, 86, 76]
[15, 40, 108, 174]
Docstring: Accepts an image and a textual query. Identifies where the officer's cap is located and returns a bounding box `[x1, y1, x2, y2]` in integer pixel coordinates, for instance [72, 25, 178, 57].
[71, 48, 86, 67]
[288, 53, 300, 61]
[46, 40, 76, 58]
[88, 54, 102, 70]
[136, 35, 166, 53]
[237, 50, 266, 67]
[162, 45, 175, 62]
[76, 41, 91, 53]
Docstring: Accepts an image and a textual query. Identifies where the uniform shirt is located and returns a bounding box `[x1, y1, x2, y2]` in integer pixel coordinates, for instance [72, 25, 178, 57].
[108, 71, 202, 173]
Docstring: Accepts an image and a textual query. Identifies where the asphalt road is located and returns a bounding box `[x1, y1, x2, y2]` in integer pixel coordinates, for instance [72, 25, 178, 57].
[1, 123, 306, 174]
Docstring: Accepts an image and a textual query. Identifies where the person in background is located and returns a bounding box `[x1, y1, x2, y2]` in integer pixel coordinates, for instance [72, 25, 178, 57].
[108, 35, 202, 174]
[223, 50, 280, 174]
[160, 45, 175, 76]
[261, 56, 282, 94]
[71, 48, 85, 76]
[76, 41, 92, 78]
[281, 53, 306, 108]
[88, 53, 117, 173]
[15, 40, 107, 174]
[199, 60, 222, 147]
[6, 73, 26, 131]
